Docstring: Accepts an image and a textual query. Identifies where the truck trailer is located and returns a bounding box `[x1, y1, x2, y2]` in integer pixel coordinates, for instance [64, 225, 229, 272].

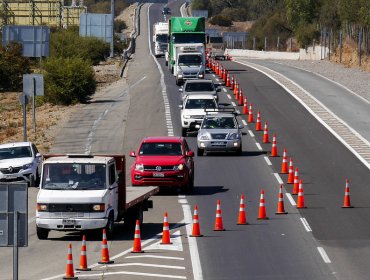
[35, 154, 158, 239]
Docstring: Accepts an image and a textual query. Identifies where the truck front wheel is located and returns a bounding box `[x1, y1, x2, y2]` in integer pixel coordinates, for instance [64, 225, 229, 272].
[105, 213, 115, 239]
[36, 226, 49, 240]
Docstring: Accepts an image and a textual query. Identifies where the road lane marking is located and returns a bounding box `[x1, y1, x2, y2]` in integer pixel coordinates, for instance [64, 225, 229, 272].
[317, 247, 331, 263]
[256, 143, 262, 150]
[231, 101, 236, 106]
[74, 271, 187, 279]
[182, 204, 203, 280]
[223, 88, 227, 93]
[109, 263, 185, 269]
[264, 156, 272, 165]
[248, 129, 254, 137]
[300, 217, 312, 232]
[126, 255, 185, 260]
[286, 193, 296, 206]
[144, 230, 183, 251]
[227, 95, 231, 99]
[273, 173, 283, 184]
[178, 199, 188, 204]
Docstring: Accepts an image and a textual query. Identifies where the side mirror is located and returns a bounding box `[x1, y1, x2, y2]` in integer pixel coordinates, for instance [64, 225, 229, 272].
[216, 87, 221, 92]
[238, 124, 244, 129]
[195, 124, 201, 130]
[178, 104, 183, 109]
[187, 151, 195, 157]
[179, 88, 183, 92]
[129, 151, 136, 157]
[36, 153, 41, 157]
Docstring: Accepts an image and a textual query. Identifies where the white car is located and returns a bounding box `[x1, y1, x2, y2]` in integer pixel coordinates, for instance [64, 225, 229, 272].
[179, 94, 218, 137]
[0, 142, 42, 187]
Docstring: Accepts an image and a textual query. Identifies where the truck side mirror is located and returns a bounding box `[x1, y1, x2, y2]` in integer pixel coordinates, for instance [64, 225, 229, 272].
[129, 151, 136, 157]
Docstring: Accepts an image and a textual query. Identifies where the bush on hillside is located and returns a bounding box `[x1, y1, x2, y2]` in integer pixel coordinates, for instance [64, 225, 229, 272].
[209, 15, 232, 27]
[115, 19, 127, 33]
[0, 42, 31, 91]
[43, 57, 96, 105]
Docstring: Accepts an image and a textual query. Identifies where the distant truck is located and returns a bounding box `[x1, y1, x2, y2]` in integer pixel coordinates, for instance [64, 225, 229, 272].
[35, 154, 158, 239]
[166, 17, 206, 85]
[153, 22, 169, 57]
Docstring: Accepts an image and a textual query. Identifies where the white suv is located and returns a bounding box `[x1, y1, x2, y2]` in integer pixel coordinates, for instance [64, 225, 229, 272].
[0, 142, 42, 187]
[179, 94, 218, 137]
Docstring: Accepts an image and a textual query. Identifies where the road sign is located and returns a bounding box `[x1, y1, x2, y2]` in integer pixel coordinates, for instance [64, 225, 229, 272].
[23, 74, 44, 97]
[18, 93, 29, 105]
[0, 183, 28, 247]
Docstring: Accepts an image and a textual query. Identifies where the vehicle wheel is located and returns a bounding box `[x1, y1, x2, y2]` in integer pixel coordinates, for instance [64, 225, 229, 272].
[184, 173, 194, 193]
[105, 213, 115, 239]
[197, 148, 204, 156]
[236, 146, 242, 156]
[36, 226, 49, 240]
[182, 128, 187, 137]
[165, 60, 168, 66]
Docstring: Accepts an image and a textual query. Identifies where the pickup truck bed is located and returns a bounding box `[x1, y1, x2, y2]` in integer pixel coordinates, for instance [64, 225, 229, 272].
[126, 186, 159, 210]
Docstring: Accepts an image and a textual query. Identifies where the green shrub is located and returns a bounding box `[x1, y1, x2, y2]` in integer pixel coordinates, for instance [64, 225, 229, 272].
[0, 42, 31, 91]
[209, 15, 233, 27]
[43, 57, 96, 105]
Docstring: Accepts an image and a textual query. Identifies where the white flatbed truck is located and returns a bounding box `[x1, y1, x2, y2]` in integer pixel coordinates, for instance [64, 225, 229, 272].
[35, 154, 158, 239]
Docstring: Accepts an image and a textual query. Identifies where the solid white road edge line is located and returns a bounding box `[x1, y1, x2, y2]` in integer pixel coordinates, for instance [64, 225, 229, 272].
[108, 263, 185, 269]
[182, 204, 203, 280]
[317, 247, 332, 263]
[300, 217, 312, 232]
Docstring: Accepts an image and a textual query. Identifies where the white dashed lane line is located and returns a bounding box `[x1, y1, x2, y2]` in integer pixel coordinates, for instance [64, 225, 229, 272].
[273, 173, 283, 184]
[264, 156, 272, 165]
[300, 217, 312, 232]
[256, 143, 262, 151]
[286, 193, 296, 206]
[317, 247, 331, 263]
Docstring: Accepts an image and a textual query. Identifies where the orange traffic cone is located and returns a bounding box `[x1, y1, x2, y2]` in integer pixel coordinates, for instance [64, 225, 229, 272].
[247, 104, 254, 123]
[235, 85, 240, 99]
[223, 69, 227, 82]
[281, 148, 288, 173]
[296, 180, 306, 209]
[255, 111, 262, 131]
[342, 179, 353, 208]
[287, 158, 294, 184]
[263, 122, 269, 143]
[76, 235, 91, 271]
[292, 168, 300, 195]
[214, 199, 225, 231]
[242, 97, 248, 114]
[257, 189, 269, 220]
[132, 220, 144, 253]
[63, 244, 78, 280]
[230, 76, 234, 90]
[190, 205, 203, 237]
[270, 134, 278, 157]
[237, 195, 248, 225]
[226, 73, 230, 87]
[275, 185, 288, 214]
[234, 82, 238, 96]
[98, 229, 114, 264]
[238, 89, 243, 106]
[161, 212, 172, 244]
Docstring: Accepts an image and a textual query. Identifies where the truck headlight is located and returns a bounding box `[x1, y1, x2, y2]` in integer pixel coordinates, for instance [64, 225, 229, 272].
[91, 204, 105, 212]
[228, 133, 240, 140]
[173, 164, 184, 171]
[135, 164, 144, 171]
[37, 203, 48, 212]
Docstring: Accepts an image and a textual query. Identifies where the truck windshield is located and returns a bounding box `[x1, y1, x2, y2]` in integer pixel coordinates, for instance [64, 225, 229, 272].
[178, 54, 202, 66]
[139, 143, 183, 156]
[156, 34, 168, 43]
[172, 33, 205, 44]
[42, 163, 107, 190]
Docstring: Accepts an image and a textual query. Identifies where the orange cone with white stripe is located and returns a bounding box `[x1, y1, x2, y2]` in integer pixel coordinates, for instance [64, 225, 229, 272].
[296, 180, 306, 208]
[270, 134, 278, 157]
[63, 244, 78, 279]
[287, 158, 294, 184]
[223, 69, 227, 82]
[234, 82, 238, 96]
[247, 104, 254, 123]
[238, 89, 243, 106]
[190, 205, 203, 237]
[275, 185, 288, 214]
[230, 76, 234, 89]
[342, 179, 353, 208]
[237, 195, 248, 225]
[76, 235, 91, 271]
[281, 148, 288, 173]
[242, 97, 248, 114]
[161, 212, 172, 244]
[292, 168, 300, 195]
[226, 72, 230, 87]
[255, 111, 262, 131]
[257, 189, 269, 220]
[263, 122, 269, 143]
[235, 85, 240, 99]
[214, 199, 225, 231]
[132, 220, 144, 253]
[98, 229, 114, 264]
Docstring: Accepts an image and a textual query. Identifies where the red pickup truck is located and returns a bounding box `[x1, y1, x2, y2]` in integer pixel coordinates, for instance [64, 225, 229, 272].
[130, 136, 195, 192]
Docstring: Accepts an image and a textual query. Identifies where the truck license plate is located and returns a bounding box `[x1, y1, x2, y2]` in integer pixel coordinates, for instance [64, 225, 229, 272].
[153, 173, 164, 178]
[62, 219, 76, 225]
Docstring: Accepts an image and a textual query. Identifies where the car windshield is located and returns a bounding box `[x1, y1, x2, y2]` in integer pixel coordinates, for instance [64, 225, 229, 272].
[42, 163, 107, 190]
[178, 54, 202, 66]
[0, 146, 32, 160]
[185, 82, 215, 92]
[139, 142, 183, 156]
[185, 99, 217, 109]
[202, 116, 236, 129]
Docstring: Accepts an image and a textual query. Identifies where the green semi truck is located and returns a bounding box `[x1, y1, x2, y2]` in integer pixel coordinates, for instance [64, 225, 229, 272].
[165, 17, 206, 85]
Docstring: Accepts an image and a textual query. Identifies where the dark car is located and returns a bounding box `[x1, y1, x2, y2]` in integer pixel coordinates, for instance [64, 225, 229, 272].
[130, 136, 195, 192]
[162, 7, 171, 15]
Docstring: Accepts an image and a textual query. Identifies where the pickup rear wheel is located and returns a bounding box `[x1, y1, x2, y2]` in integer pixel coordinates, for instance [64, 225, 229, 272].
[36, 226, 49, 240]
[181, 128, 187, 137]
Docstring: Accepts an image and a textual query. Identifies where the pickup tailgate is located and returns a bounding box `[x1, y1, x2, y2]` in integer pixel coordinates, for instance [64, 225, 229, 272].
[125, 186, 159, 210]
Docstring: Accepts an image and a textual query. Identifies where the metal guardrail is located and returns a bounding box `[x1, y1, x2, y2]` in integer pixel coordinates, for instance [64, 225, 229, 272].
[120, 3, 143, 77]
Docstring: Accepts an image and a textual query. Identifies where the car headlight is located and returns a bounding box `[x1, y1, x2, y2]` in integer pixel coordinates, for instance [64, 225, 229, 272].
[198, 73, 204, 78]
[135, 164, 144, 171]
[91, 204, 105, 212]
[228, 133, 240, 140]
[199, 133, 209, 140]
[22, 163, 32, 169]
[173, 164, 184, 171]
[183, 115, 191, 119]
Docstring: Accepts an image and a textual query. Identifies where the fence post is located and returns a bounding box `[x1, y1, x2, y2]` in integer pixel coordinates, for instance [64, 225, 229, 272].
[277, 36, 280, 51]
[264, 36, 267, 51]
[339, 32, 342, 63]
[358, 30, 362, 67]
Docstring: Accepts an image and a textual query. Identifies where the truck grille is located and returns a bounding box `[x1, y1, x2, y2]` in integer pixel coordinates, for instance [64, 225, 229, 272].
[211, 133, 228, 139]
[47, 204, 92, 212]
